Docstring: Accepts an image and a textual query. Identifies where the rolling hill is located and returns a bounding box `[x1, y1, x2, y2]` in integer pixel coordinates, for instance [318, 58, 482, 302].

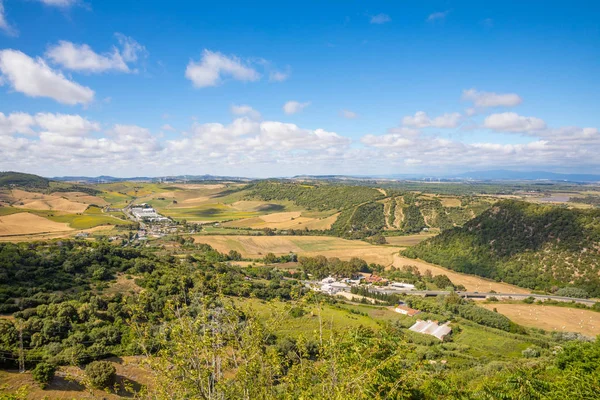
[0, 171, 49, 189]
[403, 200, 600, 296]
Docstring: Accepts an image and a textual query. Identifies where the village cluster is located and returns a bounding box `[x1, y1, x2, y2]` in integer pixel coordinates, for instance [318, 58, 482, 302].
[310, 275, 452, 341]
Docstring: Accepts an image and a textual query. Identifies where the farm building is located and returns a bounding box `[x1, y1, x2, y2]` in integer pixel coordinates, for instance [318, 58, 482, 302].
[390, 282, 416, 290]
[409, 320, 452, 341]
[394, 304, 421, 316]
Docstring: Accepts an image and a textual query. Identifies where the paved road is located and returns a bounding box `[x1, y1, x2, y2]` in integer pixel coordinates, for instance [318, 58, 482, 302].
[372, 288, 597, 305]
[305, 281, 596, 305]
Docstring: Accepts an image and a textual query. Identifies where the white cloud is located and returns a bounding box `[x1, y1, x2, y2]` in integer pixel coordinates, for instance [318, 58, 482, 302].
[402, 111, 462, 128]
[427, 10, 449, 22]
[462, 88, 522, 108]
[46, 41, 129, 73]
[35, 0, 78, 7]
[340, 110, 357, 119]
[0, 112, 35, 135]
[45, 35, 146, 74]
[1, 111, 600, 176]
[283, 101, 310, 115]
[185, 50, 260, 88]
[0, 49, 94, 105]
[231, 104, 261, 120]
[114, 33, 147, 63]
[370, 13, 391, 24]
[483, 112, 546, 133]
[0, 0, 17, 36]
[269, 70, 290, 82]
[161, 124, 175, 131]
[35, 112, 100, 136]
[465, 107, 477, 117]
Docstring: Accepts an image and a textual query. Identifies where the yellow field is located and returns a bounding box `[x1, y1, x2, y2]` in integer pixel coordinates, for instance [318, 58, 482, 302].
[9, 189, 89, 213]
[193, 235, 399, 265]
[50, 191, 108, 206]
[223, 211, 339, 230]
[385, 233, 437, 247]
[391, 254, 530, 294]
[481, 303, 600, 337]
[0, 212, 72, 236]
[439, 197, 462, 207]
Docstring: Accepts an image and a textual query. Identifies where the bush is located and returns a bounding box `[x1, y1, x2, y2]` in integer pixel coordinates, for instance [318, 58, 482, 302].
[85, 361, 116, 389]
[522, 346, 541, 358]
[555, 287, 589, 299]
[32, 362, 56, 389]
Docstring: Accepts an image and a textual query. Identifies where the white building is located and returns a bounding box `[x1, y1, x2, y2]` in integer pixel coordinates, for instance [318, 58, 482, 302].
[390, 282, 416, 290]
[409, 320, 452, 341]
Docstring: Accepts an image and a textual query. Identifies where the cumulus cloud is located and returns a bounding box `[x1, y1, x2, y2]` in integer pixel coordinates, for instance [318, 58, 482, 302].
[231, 104, 261, 120]
[0, 112, 36, 135]
[2, 110, 599, 177]
[161, 124, 175, 131]
[340, 110, 357, 119]
[0, 0, 17, 36]
[0, 49, 94, 105]
[483, 112, 546, 133]
[46, 34, 146, 73]
[283, 101, 310, 115]
[370, 13, 391, 24]
[185, 50, 260, 88]
[427, 10, 449, 22]
[402, 111, 462, 128]
[462, 88, 522, 108]
[35, 113, 100, 136]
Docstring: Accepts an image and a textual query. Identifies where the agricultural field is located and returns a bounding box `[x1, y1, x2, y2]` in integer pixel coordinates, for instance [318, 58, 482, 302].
[391, 254, 531, 294]
[481, 303, 600, 337]
[1, 189, 89, 213]
[193, 235, 399, 265]
[0, 212, 72, 236]
[384, 233, 437, 247]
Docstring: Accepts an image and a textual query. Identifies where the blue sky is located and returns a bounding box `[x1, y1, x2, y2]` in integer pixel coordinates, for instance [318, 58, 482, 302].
[0, 0, 599, 177]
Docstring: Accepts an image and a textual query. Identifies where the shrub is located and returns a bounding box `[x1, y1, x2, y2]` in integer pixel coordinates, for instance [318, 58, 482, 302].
[85, 361, 116, 389]
[32, 362, 56, 389]
[555, 287, 589, 299]
[522, 346, 541, 358]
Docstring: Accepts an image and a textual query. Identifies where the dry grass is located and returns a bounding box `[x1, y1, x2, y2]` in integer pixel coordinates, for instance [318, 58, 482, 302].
[193, 235, 399, 265]
[51, 191, 108, 206]
[385, 233, 437, 247]
[10, 189, 89, 213]
[0, 212, 73, 236]
[168, 183, 226, 190]
[481, 303, 600, 337]
[0, 356, 151, 400]
[391, 254, 530, 294]
[439, 197, 461, 207]
[223, 212, 339, 230]
[0, 224, 114, 243]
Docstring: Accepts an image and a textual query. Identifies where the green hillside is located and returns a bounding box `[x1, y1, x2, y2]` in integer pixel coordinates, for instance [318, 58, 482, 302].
[403, 200, 600, 296]
[0, 171, 49, 189]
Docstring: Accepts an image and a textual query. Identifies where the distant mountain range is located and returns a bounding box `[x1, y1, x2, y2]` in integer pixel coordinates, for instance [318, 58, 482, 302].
[294, 170, 600, 183]
[448, 170, 600, 182]
[4, 169, 596, 184]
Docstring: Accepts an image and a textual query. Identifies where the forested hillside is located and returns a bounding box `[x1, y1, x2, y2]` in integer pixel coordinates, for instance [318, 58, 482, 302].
[248, 181, 492, 239]
[0, 172, 49, 189]
[247, 181, 384, 211]
[404, 200, 600, 296]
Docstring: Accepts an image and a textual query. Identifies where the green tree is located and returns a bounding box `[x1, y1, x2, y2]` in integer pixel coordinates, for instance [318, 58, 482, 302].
[31, 362, 56, 389]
